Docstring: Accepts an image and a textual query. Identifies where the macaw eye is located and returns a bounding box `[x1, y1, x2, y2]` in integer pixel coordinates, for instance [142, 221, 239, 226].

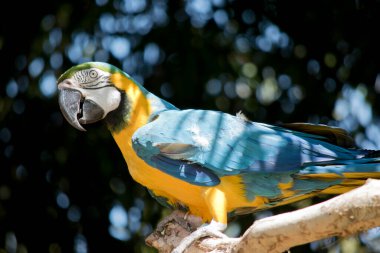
[73, 69, 103, 87]
[89, 70, 98, 78]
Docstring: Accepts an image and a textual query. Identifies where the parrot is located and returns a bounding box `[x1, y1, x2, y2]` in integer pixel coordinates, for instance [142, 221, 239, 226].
[57, 62, 380, 251]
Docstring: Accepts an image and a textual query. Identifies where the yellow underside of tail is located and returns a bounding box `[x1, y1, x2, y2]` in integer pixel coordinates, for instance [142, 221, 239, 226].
[301, 172, 380, 194]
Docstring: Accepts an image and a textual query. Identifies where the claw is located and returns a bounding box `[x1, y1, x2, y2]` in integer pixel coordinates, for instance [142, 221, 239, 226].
[183, 211, 190, 221]
[172, 220, 227, 253]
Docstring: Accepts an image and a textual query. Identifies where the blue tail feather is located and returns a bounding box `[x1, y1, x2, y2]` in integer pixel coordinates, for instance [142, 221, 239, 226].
[299, 157, 380, 175]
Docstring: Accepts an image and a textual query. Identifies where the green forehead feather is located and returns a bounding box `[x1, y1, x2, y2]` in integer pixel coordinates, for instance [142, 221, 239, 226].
[57, 62, 124, 83]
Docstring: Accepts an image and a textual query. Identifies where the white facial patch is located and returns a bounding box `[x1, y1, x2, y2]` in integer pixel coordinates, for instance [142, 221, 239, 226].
[73, 68, 107, 87]
[82, 86, 121, 118]
[59, 68, 121, 118]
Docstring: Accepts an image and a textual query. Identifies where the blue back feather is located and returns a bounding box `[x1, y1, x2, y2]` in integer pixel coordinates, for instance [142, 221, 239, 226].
[132, 109, 369, 189]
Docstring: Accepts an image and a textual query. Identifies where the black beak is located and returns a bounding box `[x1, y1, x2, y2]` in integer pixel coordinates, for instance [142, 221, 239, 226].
[58, 88, 105, 131]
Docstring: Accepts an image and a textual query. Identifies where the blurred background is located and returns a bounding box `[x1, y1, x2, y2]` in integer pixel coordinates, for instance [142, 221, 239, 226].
[1, 0, 380, 252]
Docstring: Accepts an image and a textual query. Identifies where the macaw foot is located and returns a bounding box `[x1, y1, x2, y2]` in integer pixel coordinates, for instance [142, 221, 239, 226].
[156, 210, 202, 232]
[171, 220, 228, 253]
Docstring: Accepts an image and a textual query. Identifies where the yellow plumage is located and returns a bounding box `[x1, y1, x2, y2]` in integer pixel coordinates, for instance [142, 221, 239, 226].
[57, 62, 380, 231]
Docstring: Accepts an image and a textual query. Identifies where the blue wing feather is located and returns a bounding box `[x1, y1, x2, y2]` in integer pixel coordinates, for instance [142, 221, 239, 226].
[132, 109, 365, 187]
[150, 155, 220, 186]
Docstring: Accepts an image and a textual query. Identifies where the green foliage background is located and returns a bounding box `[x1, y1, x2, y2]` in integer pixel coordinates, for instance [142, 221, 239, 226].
[1, 0, 380, 252]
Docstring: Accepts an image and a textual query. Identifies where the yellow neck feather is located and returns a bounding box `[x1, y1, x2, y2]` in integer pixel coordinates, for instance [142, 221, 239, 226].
[110, 72, 151, 128]
[109, 73, 152, 180]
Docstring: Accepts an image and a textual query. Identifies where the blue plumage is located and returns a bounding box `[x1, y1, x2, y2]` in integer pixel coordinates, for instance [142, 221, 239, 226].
[57, 61, 380, 227]
[131, 108, 373, 198]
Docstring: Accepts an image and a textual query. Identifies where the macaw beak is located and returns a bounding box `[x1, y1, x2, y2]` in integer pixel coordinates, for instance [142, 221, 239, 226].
[58, 87, 105, 131]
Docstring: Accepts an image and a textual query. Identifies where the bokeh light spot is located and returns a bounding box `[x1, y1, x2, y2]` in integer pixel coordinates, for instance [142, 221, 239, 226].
[277, 74, 291, 89]
[160, 83, 174, 98]
[235, 36, 250, 53]
[28, 57, 45, 78]
[212, 0, 225, 7]
[324, 78, 336, 92]
[288, 85, 304, 103]
[50, 52, 63, 69]
[5, 232, 17, 253]
[94, 49, 110, 62]
[152, 3, 169, 26]
[109, 37, 131, 60]
[141, 223, 153, 236]
[0, 128, 11, 143]
[307, 59, 320, 75]
[333, 98, 350, 120]
[68, 206, 82, 222]
[66, 44, 82, 63]
[49, 243, 61, 253]
[49, 28, 62, 48]
[242, 63, 257, 78]
[56, 192, 70, 209]
[206, 79, 222, 96]
[13, 99, 26, 115]
[264, 24, 280, 44]
[144, 43, 160, 65]
[109, 178, 126, 195]
[15, 165, 28, 181]
[256, 36, 272, 52]
[0, 185, 11, 200]
[6, 80, 18, 98]
[242, 9, 255, 24]
[99, 13, 115, 33]
[95, 0, 108, 6]
[128, 206, 141, 232]
[278, 33, 290, 48]
[39, 71, 57, 98]
[17, 75, 29, 92]
[108, 226, 131, 241]
[324, 53, 337, 68]
[256, 77, 280, 105]
[109, 203, 128, 227]
[4, 145, 14, 158]
[213, 9, 228, 27]
[185, 0, 213, 28]
[133, 14, 153, 35]
[337, 66, 350, 81]
[235, 81, 252, 99]
[262, 66, 276, 79]
[281, 98, 295, 114]
[74, 234, 88, 253]
[15, 55, 27, 71]
[134, 198, 145, 210]
[224, 82, 237, 98]
[360, 227, 380, 252]
[122, 0, 147, 14]
[375, 73, 380, 93]
[366, 124, 380, 148]
[294, 44, 307, 58]
[41, 15, 55, 32]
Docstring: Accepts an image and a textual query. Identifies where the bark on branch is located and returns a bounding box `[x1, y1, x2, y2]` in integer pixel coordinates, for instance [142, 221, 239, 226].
[145, 179, 380, 253]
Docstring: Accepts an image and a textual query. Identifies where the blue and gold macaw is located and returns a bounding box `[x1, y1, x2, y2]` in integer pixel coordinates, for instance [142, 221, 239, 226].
[57, 62, 380, 249]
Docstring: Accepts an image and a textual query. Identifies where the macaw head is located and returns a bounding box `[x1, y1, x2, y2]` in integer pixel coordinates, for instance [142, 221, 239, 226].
[57, 62, 127, 131]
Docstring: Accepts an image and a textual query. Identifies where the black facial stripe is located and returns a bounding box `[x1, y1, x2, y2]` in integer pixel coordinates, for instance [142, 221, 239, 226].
[74, 69, 106, 86]
[83, 84, 114, 90]
[82, 79, 101, 87]
[80, 75, 104, 86]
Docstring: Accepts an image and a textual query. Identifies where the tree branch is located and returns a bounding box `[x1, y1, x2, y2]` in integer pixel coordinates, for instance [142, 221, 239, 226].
[146, 179, 380, 253]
